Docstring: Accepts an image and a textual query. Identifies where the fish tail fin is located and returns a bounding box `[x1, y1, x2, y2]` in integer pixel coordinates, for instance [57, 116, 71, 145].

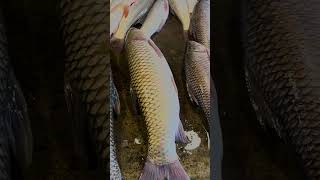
[139, 160, 190, 180]
[175, 120, 189, 144]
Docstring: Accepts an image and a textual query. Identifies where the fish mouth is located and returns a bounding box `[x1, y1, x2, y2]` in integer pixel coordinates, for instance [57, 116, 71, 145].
[111, 37, 125, 53]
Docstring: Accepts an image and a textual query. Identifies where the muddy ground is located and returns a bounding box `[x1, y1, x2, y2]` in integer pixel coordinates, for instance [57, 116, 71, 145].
[1, 0, 307, 179]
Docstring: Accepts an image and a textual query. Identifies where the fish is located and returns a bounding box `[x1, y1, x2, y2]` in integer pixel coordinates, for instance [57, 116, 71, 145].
[184, 40, 223, 180]
[111, 0, 124, 10]
[110, 2, 126, 37]
[111, 0, 154, 52]
[243, 0, 320, 179]
[110, 0, 136, 37]
[140, 0, 169, 39]
[185, 41, 210, 123]
[186, 0, 199, 15]
[0, 13, 33, 179]
[168, 0, 190, 39]
[190, 0, 210, 49]
[125, 28, 189, 180]
[110, 74, 123, 180]
[60, 0, 110, 176]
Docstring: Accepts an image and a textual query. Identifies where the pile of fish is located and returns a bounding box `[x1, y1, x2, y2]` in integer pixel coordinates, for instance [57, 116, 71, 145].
[110, 0, 221, 179]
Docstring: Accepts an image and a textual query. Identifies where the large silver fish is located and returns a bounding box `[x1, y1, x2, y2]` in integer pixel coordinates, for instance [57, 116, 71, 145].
[110, 0, 136, 37]
[168, 0, 190, 38]
[0, 14, 33, 179]
[184, 40, 223, 180]
[190, 0, 210, 49]
[60, 0, 110, 177]
[110, 74, 123, 180]
[111, 0, 154, 52]
[140, 0, 169, 39]
[125, 28, 189, 180]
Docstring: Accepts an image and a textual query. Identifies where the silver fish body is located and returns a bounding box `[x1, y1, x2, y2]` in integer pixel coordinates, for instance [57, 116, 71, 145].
[111, 0, 125, 10]
[168, 0, 190, 32]
[190, 0, 210, 49]
[125, 28, 189, 180]
[110, 75, 123, 180]
[140, 0, 169, 39]
[112, 0, 154, 52]
[110, 3, 125, 37]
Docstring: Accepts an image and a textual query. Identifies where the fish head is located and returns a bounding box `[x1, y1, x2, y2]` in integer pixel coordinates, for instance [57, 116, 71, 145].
[187, 41, 208, 53]
[125, 27, 148, 43]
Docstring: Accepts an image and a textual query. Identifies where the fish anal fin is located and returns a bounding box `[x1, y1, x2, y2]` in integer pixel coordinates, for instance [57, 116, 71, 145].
[175, 120, 189, 144]
[186, 81, 199, 106]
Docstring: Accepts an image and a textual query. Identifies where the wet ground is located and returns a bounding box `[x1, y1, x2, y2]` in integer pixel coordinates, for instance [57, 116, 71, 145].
[0, 0, 308, 179]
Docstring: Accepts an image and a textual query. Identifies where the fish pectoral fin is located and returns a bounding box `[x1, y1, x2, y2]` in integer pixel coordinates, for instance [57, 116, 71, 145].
[130, 86, 140, 115]
[175, 120, 189, 144]
[186, 81, 199, 106]
[64, 82, 90, 163]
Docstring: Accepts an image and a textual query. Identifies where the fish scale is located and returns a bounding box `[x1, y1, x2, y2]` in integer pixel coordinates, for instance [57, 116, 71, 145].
[60, 0, 109, 175]
[185, 41, 210, 120]
[190, 0, 210, 49]
[126, 31, 181, 166]
[243, 0, 320, 179]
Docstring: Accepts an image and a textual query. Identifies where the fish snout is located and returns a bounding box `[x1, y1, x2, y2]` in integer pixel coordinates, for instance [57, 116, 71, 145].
[111, 37, 125, 53]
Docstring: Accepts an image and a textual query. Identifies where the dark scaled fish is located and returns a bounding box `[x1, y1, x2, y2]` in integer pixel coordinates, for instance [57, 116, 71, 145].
[185, 41, 210, 121]
[60, 0, 109, 176]
[110, 73, 123, 179]
[243, 0, 320, 179]
[0, 12, 33, 179]
[185, 40, 223, 180]
[190, 0, 210, 49]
